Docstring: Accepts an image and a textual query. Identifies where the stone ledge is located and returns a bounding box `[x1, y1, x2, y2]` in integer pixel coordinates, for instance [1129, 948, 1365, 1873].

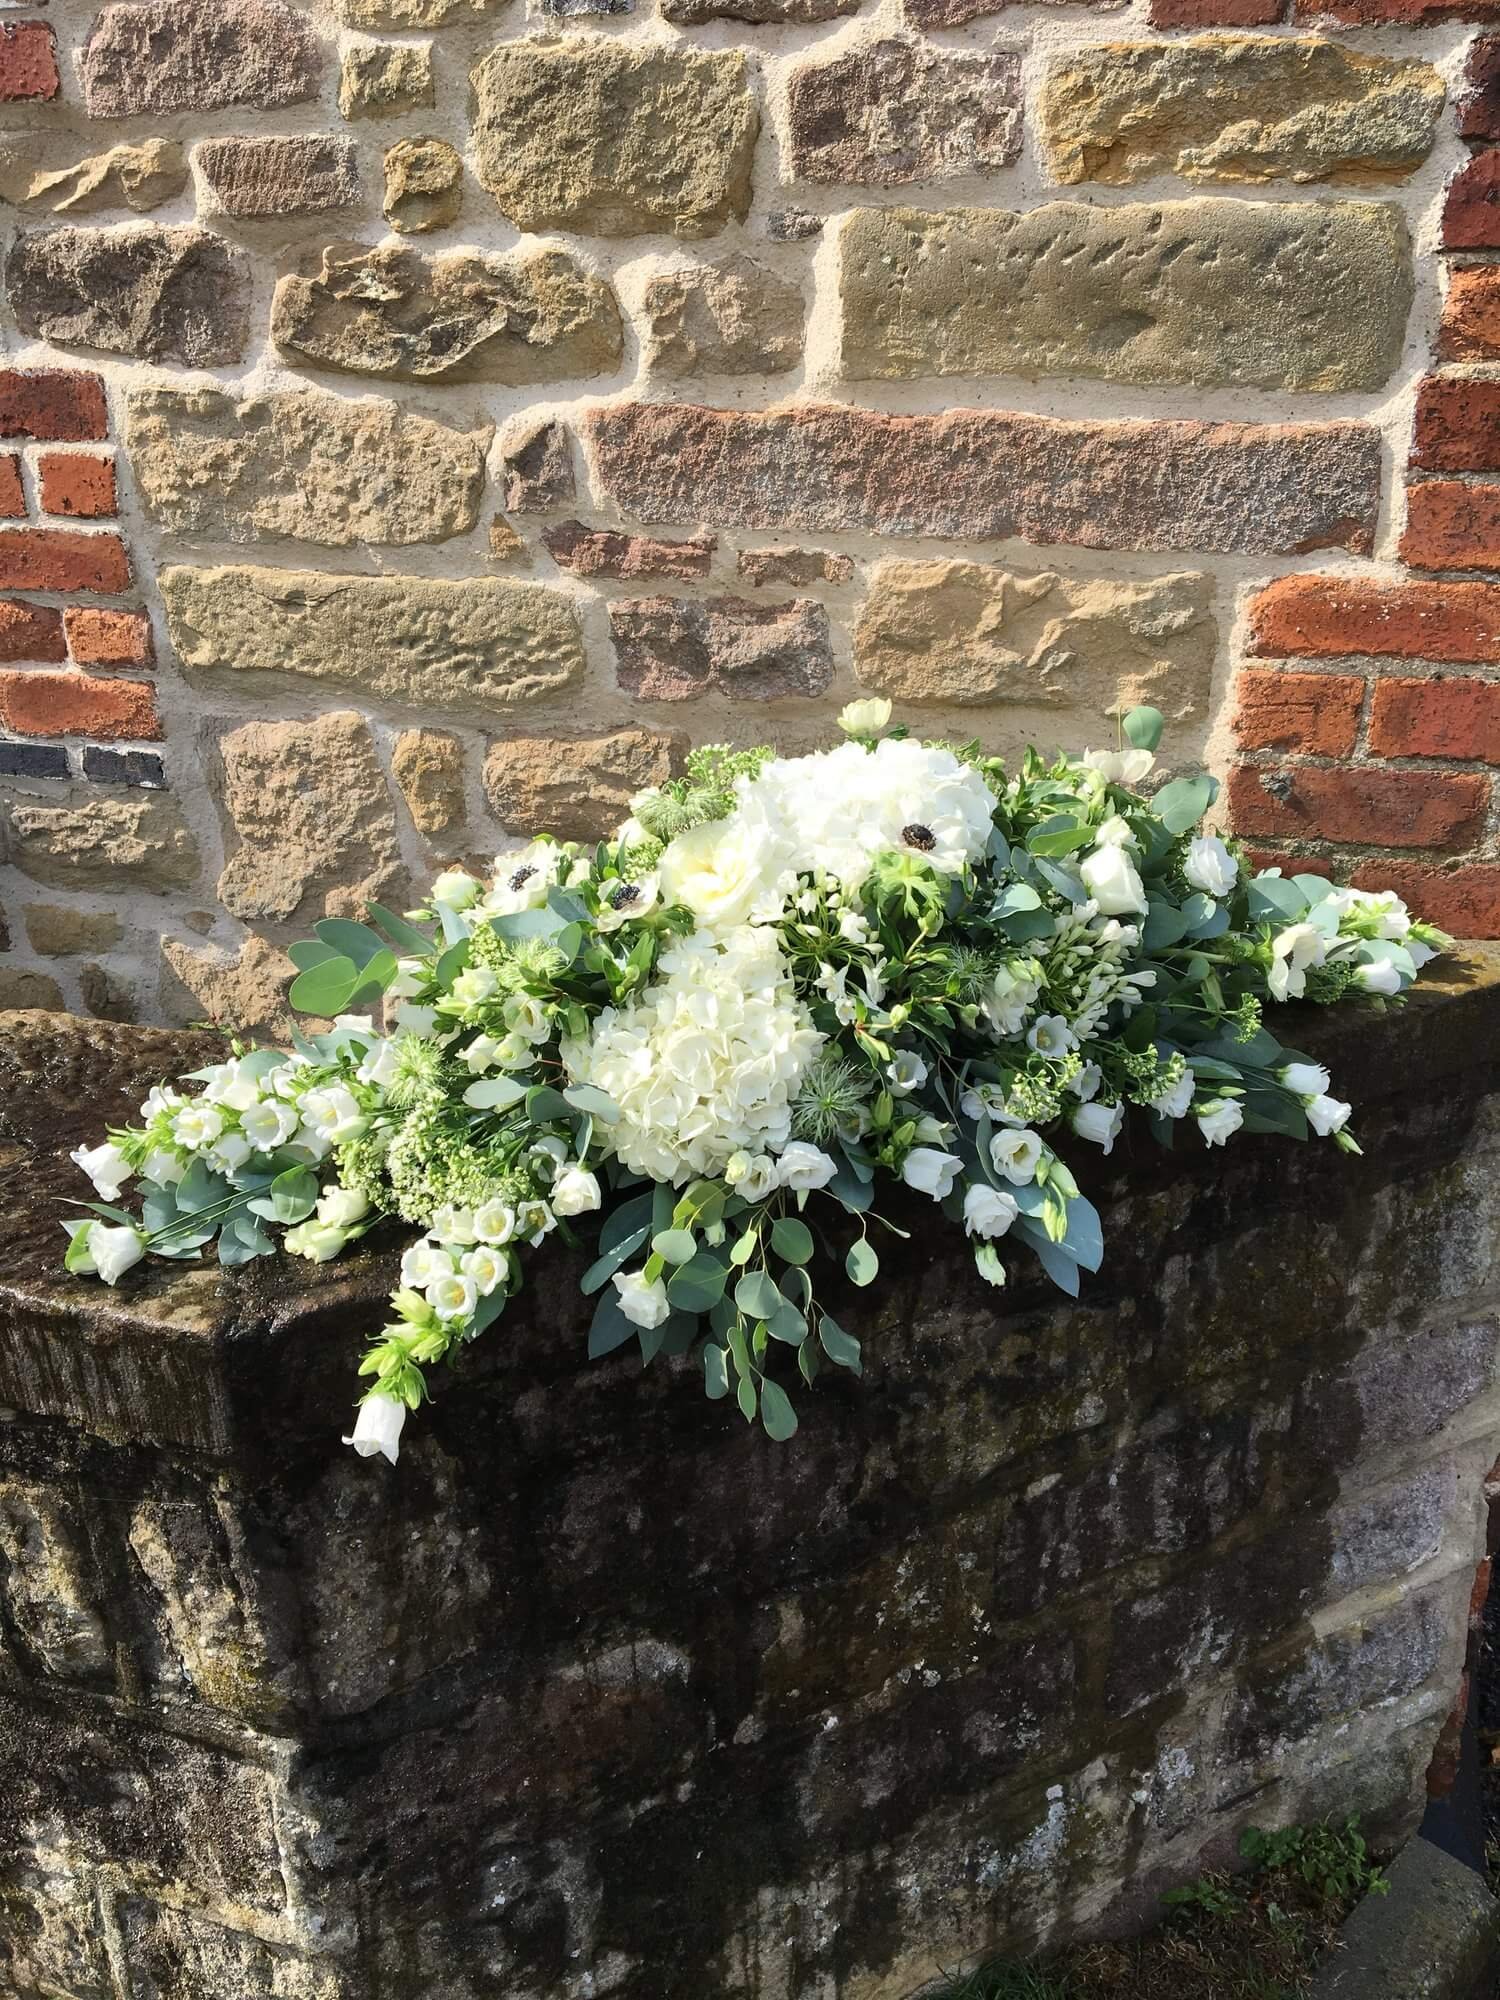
[1309, 1834, 1500, 1998]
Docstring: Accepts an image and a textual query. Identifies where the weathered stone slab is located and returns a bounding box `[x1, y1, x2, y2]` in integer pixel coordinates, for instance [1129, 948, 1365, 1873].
[80, 0, 324, 117]
[785, 38, 1022, 185]
[159, 934, 300, 1041]
[1, 792, 199, 890]
[483, 728, 686, 839]
[666, 0, 855, 16]
[840, 200, 1412, 394]
[337, 0, 505, 18]
[126, 388, 489, 549]
[391, 728, 464, 836]
[272, 243, 622, 385]
[6, 225, 250, 367]
[195, 135, 359, 220]
[382, 136, 462, 233]
[0, 137, 187, 214]
[160, 565, 586, 713]
[472, 41, 758, 237]
[852, 562, 1216, 739]
[583, 403, 1383, 556]
[610, 595, 835, 700]
[502, 419, 574, 511]
[339, 41, 433, 119]
[643, 254, 803, 379]
[543, 520, 716, 579]
[1040, 36, 1446, 186]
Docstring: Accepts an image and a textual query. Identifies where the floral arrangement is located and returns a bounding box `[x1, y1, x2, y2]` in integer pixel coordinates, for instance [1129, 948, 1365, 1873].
[62, 702, 1448, 1464]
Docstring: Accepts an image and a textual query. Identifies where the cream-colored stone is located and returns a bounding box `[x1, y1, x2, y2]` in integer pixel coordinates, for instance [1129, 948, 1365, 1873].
[471, 41, 758, 237]
[339, 41, 434, 120]
[382, 135, 463, 233]
[483, 729, 686, 840]
[2, 793, 200, 891]
[1039, 37, 1446, 187]
[0, 967, 65, 1010]
[0, 137, 187, 214]
[214, 711, 406, 926]
[337, 0, 505, 20]
[159, 933, 300, 1038]
[22, 903, 124, 956]
[392, 728, 465, 836]
[643, 255, 803, 379]
[161, 566, 585, 715]
[839, 200, 1412, 394]
[125, 387, 489, 549]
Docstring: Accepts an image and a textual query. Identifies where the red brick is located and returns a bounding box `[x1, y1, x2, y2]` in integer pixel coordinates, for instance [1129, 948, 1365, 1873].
[1471, 1555, 1493, 1628]
[1301, 0, 1500, 21]
[1402, 484, 1500, 571]
[1368, 676, 1500, 762]
[1245, 846, 1335, 880]
[0, 669, 159, 741]
[1351, 859, 1500, 936]
[1411, 377, 1500, 474]
[37, 452, 116, 520]
[1150, 0, 1282, 21]
[1427, 1670, 1469, 1798]
[0, 455, 23, 520]
[0, 599, 65, 664]
[1228, 762, 1490, 849]
[1443, 151, 1500, 252]
[0, 22, 59, 102]
[1460, 37, 1500, 142]
[1247, 575, 1500, 664]
[0, 370, 108, 444]
[64, 607, 154, 669]
[0, 529, 131, 595]
[1439, 266, 1500, 362]
[1234, 669, 1364, 755]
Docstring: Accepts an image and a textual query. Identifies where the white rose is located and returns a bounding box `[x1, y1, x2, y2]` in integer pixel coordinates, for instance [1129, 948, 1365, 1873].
[284, 1220, 347, 1263]
[901, 1147, 962, 1200]
[1306, 1093, 1352, 1137]
[472, 1200, 517, 1245]
[316, 1185, 369, 1229]
[343, 1395, 405, 1466]
[1083, 747, 1155, 786]
[1080, 843, 1148, 917]
[613, 1269, 671, 1329]
[1094, 814, 1137, 849]
[71, 1140, 131, 1202]
[427, 1271, 479, 1322]
[241, 1100, 298, 1152]
[837, 697, 893, 738]
[887, 1050, 928, 1095]
[658, 817, 787, 933]
[91, 1223, 146, 1286]
[401, 1240, 456, 1288]
[728, 1153, 779, 1202]
[1280, 1061, 1331, 1098]
[963, 1183, 1019, 1240]
[552, 1166, 602, 1217]
[1354, 959, 1403, 996]
[777, 1142, 838, 1191]
[461, 1246, 507, 1296]
[990, 1127, 1045, 1185]
[431, 868, 481, 909]
[1184, 835, 1238, 899]
[1070, 1100, 1124, 1154]
[1196, 1099, 1244, 1148]
[1147, 1072, 1195, 1120]
[1268, 924, 1326, 1003]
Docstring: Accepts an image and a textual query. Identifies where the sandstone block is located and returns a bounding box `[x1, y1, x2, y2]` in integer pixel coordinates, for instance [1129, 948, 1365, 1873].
[738, 546, 854, 587]
[391, 727, 465, 835]
[0, 138, 187, 214]
[611, 595, 835, 701]
[78, 963, 135, 1023]
[339, 42, 434, 119]
[583, 403, 1383, 556]
[1039, 37, 1445, 186]
[126, 388, 488, 549]
[785, 39, 1022, 186]
[2, 792, 199, 890]
[382, 135, 462, 233]
[215, 711, 405, 926]
[81, 0, 323, 118]
[502, 420, 574, 511]
[665, 0, 857, 19]
[23, 903, 124, 955]
[483, 729, 685, 840]
[195, 136, 358, 221]
[160, 566, 585, 714]
[643, 255, 803, 379]
[840, 201, 1411, 394]
[337, 0, 506, 18]
[543, 521, 715, 579]
[472, 41, 757, 237]
[488, 515, 527, 562]
[6, 225, 251, 367]
[272, 243, 622, 385]
[160, 933, 300, 1039]
[853, 562, 1215, 743]
[0, 967, 64, 1010]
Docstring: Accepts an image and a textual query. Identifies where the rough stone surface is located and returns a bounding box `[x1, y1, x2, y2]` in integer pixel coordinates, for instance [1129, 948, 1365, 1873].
[611, 595, 836, 700]
[80, 0, 323, 118]
[0, 968, 64, 1009]
[391, 728, 465, 837]
[23, 904, 124, 956]
[543, 521, 716, 579]
[159, 933, 299, 1038]
[381, 136, 462, 234]
[126, 388, 489, 549]
[840, 201, 1411, 394]
[472, 41, 758, 237]
[785, 39, 1023, 186]
[483, 728, 685, 839]
[195, 136, 359, 221]
[337, 0, 506, 19]
[643, 255, 804, 379]
[1040, 38, 1446, 186]
[584, 403, 1383, 556]
[1443, 151, 1500, 253]
[502, 419, 575, 511]
[214, 711, 405, 926]
[272, 243, 622, 385]
[5, 225, 251, 368]
[852, 563, 1217, 744]
[339, 42, 434, 120]
[0, 138, 188, 215]
[739, 546, 855, 587]
[1, 793, 199, 890]
[160, 566, 586, 714]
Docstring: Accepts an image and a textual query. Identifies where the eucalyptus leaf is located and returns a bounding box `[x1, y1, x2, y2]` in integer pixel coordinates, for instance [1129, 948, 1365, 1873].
[1123, 705, 1164, 752]
[759, 1378, 798, 1441]
[846, 1239, 879, 1287]
[704, 1344, 730, 1400]
[735, 1269, 783, 1322]
[770, 1217, 814, 1265]
[818, 1314, 862, 1374]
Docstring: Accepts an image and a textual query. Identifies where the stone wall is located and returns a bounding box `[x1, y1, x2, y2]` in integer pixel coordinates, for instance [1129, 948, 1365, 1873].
[0, 0, 1496, 1029]
[1, 958, 1499, 1997]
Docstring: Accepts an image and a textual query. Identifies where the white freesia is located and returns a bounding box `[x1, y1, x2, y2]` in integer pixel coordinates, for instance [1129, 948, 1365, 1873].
[1354, 958, 1403, 996]
[241, 1100, 298, 1152]
[901, 1148, 962, 1199]
[1268, 924, 1326, 1002]
[343, 1395, 405, 1465]
[1079, 843, 1147, 917]
[431, 868, 481, 909]
[91, 1223, 145, 1285]
[461, 1246, 507, 1296]
[838, 697, 892, 737]
[1196, 1099, 1244, 1147]
[1070, 1101, 1124, 1154]
[552, 1165, 603, 1216]
[1184, 836, 1238, 899]
[473, 1200, 517, 1245]
[317, 1185, 369, 1229]
[990, 1127, 1045, 1185]
[1084, 747, 1154, 786]
[299, 1086, 367, 1145]
[778, 1141, 838, 1191]
[1147, 1071, 1195, 1120]
[887, 1050, 928, 1095]
[1281, 1061, 1332, 1098]
[1027, 1013, 1076, 1059]
[172, 1102, 224, 1151]
[284, 1220, 347, 1262]
[1307, 1094, 1352, 1137]
[71, 1140, 130, 1201]
[401, 1240, 456, 1288]
[614, 1269, 671, 1329]
[963, 1184, 1019, 1239]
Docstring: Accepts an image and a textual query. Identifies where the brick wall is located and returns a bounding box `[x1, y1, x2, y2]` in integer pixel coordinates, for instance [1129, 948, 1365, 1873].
[0, 0, 1494, 1029]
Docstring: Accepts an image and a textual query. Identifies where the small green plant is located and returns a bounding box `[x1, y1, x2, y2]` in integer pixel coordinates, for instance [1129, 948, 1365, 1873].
[1238, 1816, 1388, 1905]
[1162, 1873, 1246, 1918]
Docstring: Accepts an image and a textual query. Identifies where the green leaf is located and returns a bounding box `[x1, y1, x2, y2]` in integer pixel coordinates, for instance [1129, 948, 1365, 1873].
[463, 1075, 529, 1111]
[562, 1084, 620, 1124]
[490, 905, 565, 942]
[829, 1164, 873, 1213]
[287, 939, 340, 972]
[269, 1165, 318, 1225]
[729, 1225, 759, 1267]
[846, 1239, 879, 1287]
[367, 902, 436, 955]
[995, 883, 1042, 917]
[766, 1298, 807, 1344]
[435, 938, 471, 988]
[1248, 875, 1309, 922]
[580, 1225, 651, 1295]
[1124, 705, 1164, 752]
[735, 1270, 783, 1321]
[525, 1085, 571, 1123]
[587, 1291, 637, 1359]
[818, 1314, 862, 1374]
[1143, 899, 1192, 951]
[599, 1193, 654, 1257]
[347, 948, 398, 1004]
[1026, 822, 1094, 859]
[704, 1344, 730, 1400]
[652, 1228, 697, 1266]
[669, 1253, 730, 1312]
[1152, 775, 1213, 836]
[314, 918, 389, 970]
[736, 1374, 758, 1423]
[759, 1378, 798, 1441]
[770, 1217, 814, 1265]
[288, 955, 360, 1017]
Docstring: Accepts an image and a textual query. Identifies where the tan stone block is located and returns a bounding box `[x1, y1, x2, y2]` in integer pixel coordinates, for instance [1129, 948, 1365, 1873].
[338, 0, 505, 19]
[0, 1482, 111, 1680]
[78, 962, 135, 1022]
[785, 38, 1021, 186]
[839, 200, 1412, 394]
[1039, 37, 1445, 187]
[392, 727, 465, 836]
[339, 41, 434, 119]
[126, 387, 489, 549]
[23, 903, 124, 955]
[161, 565, 585, 714]
[382, 135, 463, 233]
[0, 966, 64, 1009]
[642, 255, 803, 379]
[472, 40, 758, 237]
[160, 933, 300, 1038]
[0, 137, 187, 214]
[194, 135, 359, 220]
[2, 792, 200, 891]
[483, 728, 686, 840]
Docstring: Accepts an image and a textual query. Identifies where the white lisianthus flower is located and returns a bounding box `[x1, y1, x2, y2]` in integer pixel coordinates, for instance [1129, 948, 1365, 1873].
[428, 1271, 478, 1322]
[431, 868, 481, 910]
[317, 1185, 369, 1230]
[657, 817, 790, 933]
[1267, 923, 1326, 1002]
[343, 1395, 405, 1465]
[1306, 1094, 1352, 1137]
[210, 1131, 253, 1173]
[431, 1204, 478, 1245]
[528, 1136, 567, 1178]
[142, 1084, 185, 1119]
[1094, 814, 1138, 849]
[1196, 1099, 1244, 1148]
[1027, 1013, 1077, 1059]
[1354, 958, 1403, 996]
[299, 1086, 367, 1145]
[886, 1050, 928, 1095]
[71, 1140, 131, 1201]
[1070, 1100, 1125, 1154]
[990, 1127, 1045, 1185]
[393, 1003, 438, 1040]
[837, 697, 893, 738]
[284, 1220, 347, 1262]
[504, 994, 552, 1043]
[449, 967, 499, 1011]
[1069, 1064, 1102, 1103]
[1079, 843, 1148, 917]
[1083, 747, 1154, 786]
[552, 1165, 602, 1216]
[357, 1040, 400, 1090]
[90, 1223, 146, 1285]
[172, 1102, 224, 1151]
[1280, 1061, 1332, 1099]
[241, 1100, 299, 1152]
[963, 1183, 1019, 1240]
[387, 958, 429, 1001]
[614, 1269, 671, 1329]
[901, 1147, 962, 1200]
[333, 1013, 376, 1036]
[473, 1200, 517, 1245]
[401, 1240, 456, 1288]
[461, 1246, 507, 1296]
[1147, 1071, 1195, 1120]
[462, 1034, 503, 1075]
[778, 1141, 839, 1191]
[725, 1151, 779, 1201]
[1184, 835, 1238, 899]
